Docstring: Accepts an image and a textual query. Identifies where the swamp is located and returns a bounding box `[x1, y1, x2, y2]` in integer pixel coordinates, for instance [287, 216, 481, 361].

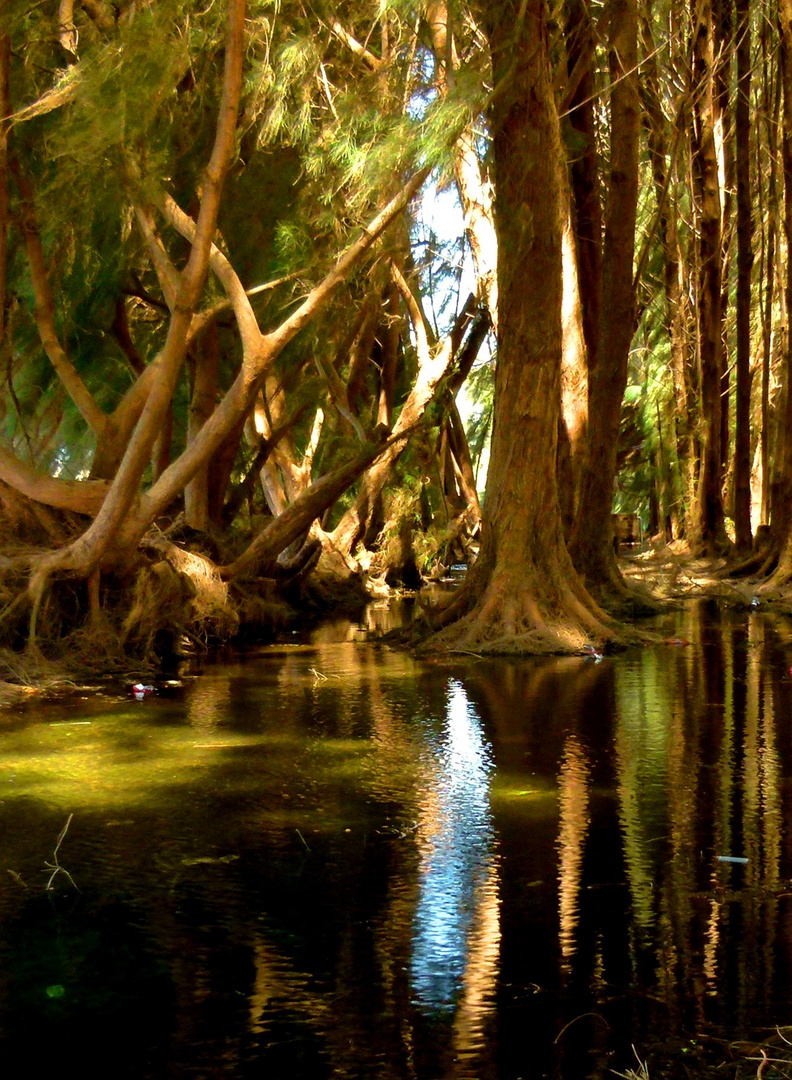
[6, 1, 792, 1076]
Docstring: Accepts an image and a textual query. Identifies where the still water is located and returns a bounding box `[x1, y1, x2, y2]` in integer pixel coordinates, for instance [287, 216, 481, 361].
[1, 600, 792, 1078]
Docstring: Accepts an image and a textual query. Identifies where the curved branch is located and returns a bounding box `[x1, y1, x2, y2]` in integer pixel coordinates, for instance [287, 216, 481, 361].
[0, 446, 108, 516]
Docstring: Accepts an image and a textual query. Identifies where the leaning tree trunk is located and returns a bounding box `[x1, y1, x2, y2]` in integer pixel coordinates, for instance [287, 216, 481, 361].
[427, 0, 617, 656]
[568, 0, 642, 609]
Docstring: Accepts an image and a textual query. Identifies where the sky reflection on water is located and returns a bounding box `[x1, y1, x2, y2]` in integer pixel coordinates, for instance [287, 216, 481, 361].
[410, 680, 498, 1017]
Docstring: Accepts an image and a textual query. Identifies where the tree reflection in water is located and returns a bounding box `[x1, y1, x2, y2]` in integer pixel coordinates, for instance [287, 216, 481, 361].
[3, 604, 792, 1077]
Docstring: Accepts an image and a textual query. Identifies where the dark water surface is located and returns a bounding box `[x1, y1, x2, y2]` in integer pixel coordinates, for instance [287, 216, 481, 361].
[2, 600, 792, 1078]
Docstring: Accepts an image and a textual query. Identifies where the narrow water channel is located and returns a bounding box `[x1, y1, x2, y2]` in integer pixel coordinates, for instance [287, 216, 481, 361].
[1, 600, 792, 1078]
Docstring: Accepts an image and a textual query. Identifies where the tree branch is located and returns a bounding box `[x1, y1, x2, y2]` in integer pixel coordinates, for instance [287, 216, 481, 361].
[11, 163, 107, 438]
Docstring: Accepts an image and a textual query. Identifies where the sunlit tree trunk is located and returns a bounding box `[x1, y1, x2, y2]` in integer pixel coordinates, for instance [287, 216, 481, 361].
[428, 0, 615, 655]
[427, 1, 498, 327]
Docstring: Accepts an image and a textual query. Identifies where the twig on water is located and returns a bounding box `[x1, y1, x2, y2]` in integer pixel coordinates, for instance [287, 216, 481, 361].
[43, 813, 80, 892]
[309, 668, 340, 682]
[295, 828, 311, 853]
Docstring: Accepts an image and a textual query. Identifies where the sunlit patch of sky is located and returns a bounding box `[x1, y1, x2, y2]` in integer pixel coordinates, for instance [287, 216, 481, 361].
[413, 175, 494, 491]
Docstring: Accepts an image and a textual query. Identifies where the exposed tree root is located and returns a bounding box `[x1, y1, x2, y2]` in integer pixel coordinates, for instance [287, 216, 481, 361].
[582, 571, 661, 619]
[417, 563, 629, 656]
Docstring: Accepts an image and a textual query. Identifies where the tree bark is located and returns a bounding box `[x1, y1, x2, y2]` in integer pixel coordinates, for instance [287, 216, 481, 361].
[564, 0, 603, 367]
[690, 0, 729, 551]
[733, 0, 753, 549]
[758, 0, 792, 586]
[328, 286, 483, 557]
[185, 324, 220, 529]
[426, 1, 499, 327]
[427, 0, 616, 655]
[639, 5, 692, 536]
[568, 0, 642, 606]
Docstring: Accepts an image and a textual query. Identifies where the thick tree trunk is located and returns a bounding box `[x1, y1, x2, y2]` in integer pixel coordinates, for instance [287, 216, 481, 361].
[427, 0, 616, 655]
[568, 0, 642, 607]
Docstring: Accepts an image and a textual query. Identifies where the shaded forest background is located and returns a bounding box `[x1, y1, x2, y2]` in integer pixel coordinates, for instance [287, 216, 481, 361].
[1, 0, 791, 661]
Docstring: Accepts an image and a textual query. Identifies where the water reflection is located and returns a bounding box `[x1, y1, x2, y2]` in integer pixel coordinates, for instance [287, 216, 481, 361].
[411, 680, 499, 1024]
[557, 735, 589, 974]
[4, 602, 792, 1077]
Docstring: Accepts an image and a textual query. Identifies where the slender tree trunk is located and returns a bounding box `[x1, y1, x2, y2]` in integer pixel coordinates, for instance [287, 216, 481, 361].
[27, 0, 247, 599]
[427, 1, 499, 326]
[639, 5, 693, 536]
[568, 0, 642, 607]
[733, 0, 752, 550]
[329, 291, 484, 557]
[760, 0, 792, 584]
[564, 0, 603, 368]
[690, 0, 729, 551]
[559, 176, 589, 534]
[185, 325, 220, 529]
[759, 40, 780, 527]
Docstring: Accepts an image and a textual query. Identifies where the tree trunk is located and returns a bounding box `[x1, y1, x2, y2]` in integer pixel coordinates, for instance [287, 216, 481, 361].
[733, 0, 752, 550]
[564, 0, 603, 369]
[758, 0, 792, 585]
[639, 5, 693, 536]
[329, 291, 484, 558]
[426, 0, 616, 655]
[220, 429, 391, 580]
[690, 0, 729, 551]
[185, 324, 220, 529]
[568, 0, 642, 607]
[759, 36, 780, 527]
[559, 176, 589, 534]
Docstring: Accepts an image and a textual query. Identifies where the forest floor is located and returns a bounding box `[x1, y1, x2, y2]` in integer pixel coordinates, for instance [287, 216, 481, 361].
[620, 541, 760, 607]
